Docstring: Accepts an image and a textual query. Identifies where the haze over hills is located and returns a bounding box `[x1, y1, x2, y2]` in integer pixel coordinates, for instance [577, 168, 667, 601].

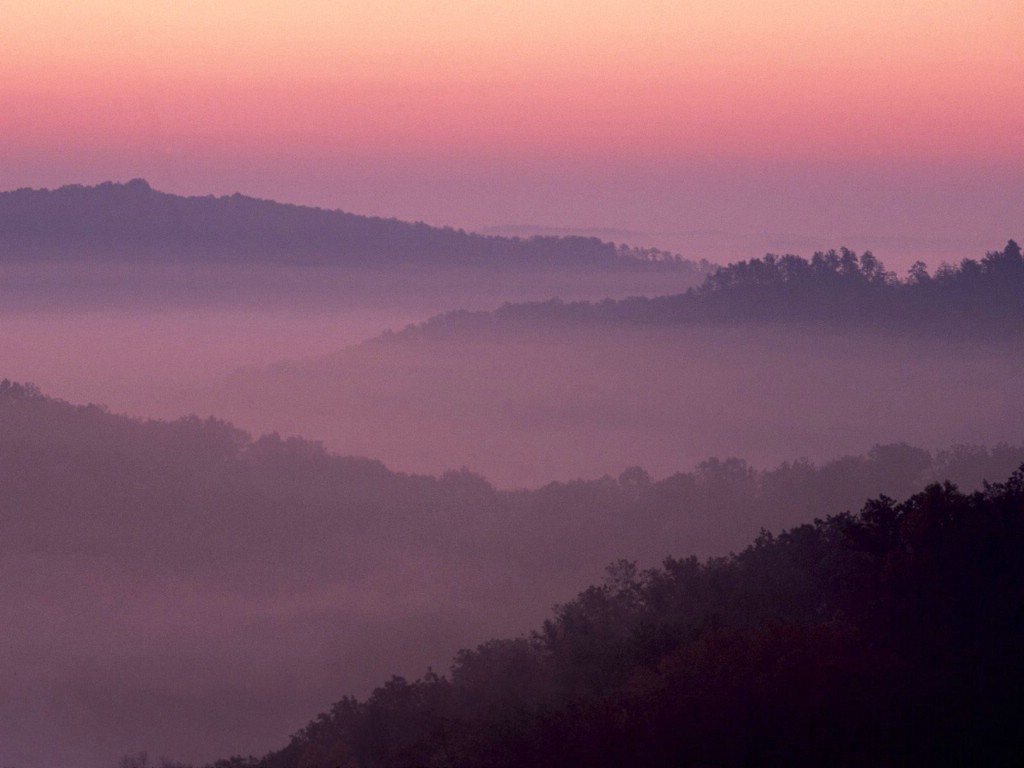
[1, 183, 1021, 765]
[7, 1, 1024, 766]
[2, 379, 1022, 768]
[0, 180, 709, 415]
[203, 243, 1024, 487]
[395, 240, 1024, 336]
[259, 467, 1024, 768]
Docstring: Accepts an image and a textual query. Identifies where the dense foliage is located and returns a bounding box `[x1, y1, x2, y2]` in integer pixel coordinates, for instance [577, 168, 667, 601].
[254, 466, 1024, 768]
[3, 379, 1020, 573]
[3, 381, 1022, 767]
[397, 240, 1024, 337]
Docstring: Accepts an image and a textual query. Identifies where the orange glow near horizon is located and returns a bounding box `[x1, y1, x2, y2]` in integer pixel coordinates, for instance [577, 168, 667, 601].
[3, 0, 1021, 164]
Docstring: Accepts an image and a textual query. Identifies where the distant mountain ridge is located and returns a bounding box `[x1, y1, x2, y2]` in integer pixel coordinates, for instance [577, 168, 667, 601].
[386, 241, 1024, 337]
[0, 180, 703, 271]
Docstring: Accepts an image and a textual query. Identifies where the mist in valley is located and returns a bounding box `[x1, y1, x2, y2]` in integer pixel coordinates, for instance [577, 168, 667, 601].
[207, 322, 1024, 489]
[4, 378, 1023, 768]
[2, 183, 1023, 768]
[0, 259, 702, 418]
[6, 0, 1024, 763]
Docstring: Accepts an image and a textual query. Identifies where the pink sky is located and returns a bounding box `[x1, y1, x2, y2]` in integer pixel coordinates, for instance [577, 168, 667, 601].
[2, 0, 1021, 267]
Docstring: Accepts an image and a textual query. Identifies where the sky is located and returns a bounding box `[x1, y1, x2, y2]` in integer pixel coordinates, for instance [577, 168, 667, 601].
[2, 0, 1021, 267]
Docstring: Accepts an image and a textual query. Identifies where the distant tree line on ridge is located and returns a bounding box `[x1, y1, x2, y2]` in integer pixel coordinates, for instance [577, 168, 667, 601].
[3, 379, 1021, 575]
[395, 240, 1023, 338]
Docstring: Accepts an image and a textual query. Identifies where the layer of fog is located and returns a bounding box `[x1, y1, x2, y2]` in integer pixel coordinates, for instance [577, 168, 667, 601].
[203, 324, 1024, 488]
[10, 301, 1019, 490]
[0, 261, 702, 415]
[4, 407, 1022, 767]
[4, 262, 1023, 768]
[2, 550, 539, 768]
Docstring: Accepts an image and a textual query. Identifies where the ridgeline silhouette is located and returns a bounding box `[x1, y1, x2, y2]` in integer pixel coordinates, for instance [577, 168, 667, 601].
[3, 380, 1023, 767]
[0, 180, 702, 271]
[8, 378, 1020, 580]
[393, 240, 1024, 337]
[240, 465, 1024, 768]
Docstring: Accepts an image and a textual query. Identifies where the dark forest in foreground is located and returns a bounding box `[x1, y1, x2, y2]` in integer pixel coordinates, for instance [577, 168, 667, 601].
[217, 467, 1024, 768]
[3, 380, 1023, 767]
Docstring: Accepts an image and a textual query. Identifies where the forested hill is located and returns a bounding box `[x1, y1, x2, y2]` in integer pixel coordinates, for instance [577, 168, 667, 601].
[393, 240, 1024, 337]
[4, 378, 1024, 766]
[7, 376, 1021, 580]
[252, 466, 1024, 768]
[0, 180, 701, 271]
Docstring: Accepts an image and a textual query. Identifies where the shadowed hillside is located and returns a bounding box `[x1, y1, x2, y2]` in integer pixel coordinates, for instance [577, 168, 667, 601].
[234, 465, 1024, 768]
[2, 379, 1021, 767]
[202, 242, 1024, 487]
[0, 180, 706, 271]
[0, 181, 710, 417]
[395, 240, 1024, 336]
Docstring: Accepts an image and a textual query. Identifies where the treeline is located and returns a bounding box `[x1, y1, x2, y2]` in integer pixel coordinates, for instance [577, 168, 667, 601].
[5, 380, 1023, 766]
[230, 465, 1024, 768]
[4, 379, 1022, 571]
[394, 240, 1023, 338]
[686, 239, 1024, 327]
[8, 382, 1024, 765]
[0, 180, 699, 272]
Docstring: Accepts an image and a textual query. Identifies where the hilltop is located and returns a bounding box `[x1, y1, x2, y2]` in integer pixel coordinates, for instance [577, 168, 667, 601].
[3, 377, 1023, 767]
[0, 180, 706, 273]
[390, 241, 1024, 338]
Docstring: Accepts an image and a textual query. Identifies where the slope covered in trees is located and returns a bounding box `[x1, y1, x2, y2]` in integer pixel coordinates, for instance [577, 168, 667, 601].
[212, 321, 1024, 487]
[3, 379, 1023, 767]
[395, 240, 1024, 337]
[0, 180, 701, 271]
[189, 240, 1024, 489]
[251, 466, 1024, 768]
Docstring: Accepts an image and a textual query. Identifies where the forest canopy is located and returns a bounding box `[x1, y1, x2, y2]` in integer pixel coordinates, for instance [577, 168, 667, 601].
[0, 181, 703, 272]
[249, 464, 1024, 768]
[395, 240, 1024, 337]
[4, 381, 1023, 767]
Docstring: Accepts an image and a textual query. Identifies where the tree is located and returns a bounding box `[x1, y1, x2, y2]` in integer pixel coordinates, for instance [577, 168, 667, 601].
[907, 260, 930, 284]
